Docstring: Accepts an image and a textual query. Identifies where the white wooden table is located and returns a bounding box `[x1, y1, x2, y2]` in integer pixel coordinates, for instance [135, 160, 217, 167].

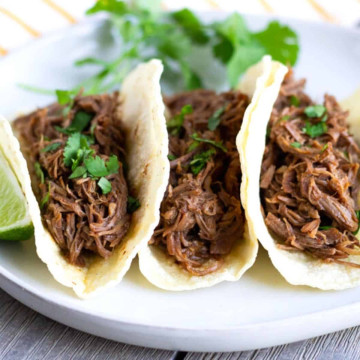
[0, 288, 358, 359]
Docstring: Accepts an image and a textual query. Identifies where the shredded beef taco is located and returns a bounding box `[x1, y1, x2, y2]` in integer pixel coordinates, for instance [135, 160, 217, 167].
[241, 59, 360, 290]
[12, 60, 169, 297]
[137, 57, 279, 290]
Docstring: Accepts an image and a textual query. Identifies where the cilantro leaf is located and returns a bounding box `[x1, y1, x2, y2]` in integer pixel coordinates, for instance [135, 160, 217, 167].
[84, 156, 109, 177]
[69, 166, 87, 179]
[64, 133, 81, 167]
[127, 196, 141, 213]
[34, 162, 45, 184]
[302, 121, 328, 138]
[41, 142, 61, 153]
[98, 177, 112, 194]
[171, 9, 209, 45]
[167, 104, 193, 135]
[208, 106, 225, 131]
[190, 149, 216, 175]
[305, 105, 326, 118]
[40, 184, 51, 209]
[106, 155, 120, 175]
[190, 133, 227, 152]
[56, 89, 73, 105]
[353, 210, 360, 235]
[86, 0, 128, 15]
[291, 142, 301, 148]
[70, 111, 93, 132]
[168, 154, 177, 161]
[253, 21, 299, 66]
[290, 95, 300, 107]
[319, 225, 333, 231]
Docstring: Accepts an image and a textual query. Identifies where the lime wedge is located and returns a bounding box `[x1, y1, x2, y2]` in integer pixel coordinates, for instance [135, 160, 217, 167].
[0, 150, 33, 241]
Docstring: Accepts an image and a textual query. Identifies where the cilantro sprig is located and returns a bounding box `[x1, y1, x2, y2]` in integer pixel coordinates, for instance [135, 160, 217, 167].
[190, 149, 216, 175]
[62, 131, 120, 194]
[167, 104, 193, 135]
[20, 2, 299, 96]
[189, 133, 227, 152]
[208, 106, 225, 131]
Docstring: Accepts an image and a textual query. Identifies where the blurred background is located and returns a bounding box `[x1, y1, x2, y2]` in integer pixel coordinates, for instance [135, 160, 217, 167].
[0, 0, 360, 57]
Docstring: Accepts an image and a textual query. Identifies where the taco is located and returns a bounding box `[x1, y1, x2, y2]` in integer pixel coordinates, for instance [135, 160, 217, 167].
[137, 56, 281, 290]
[241, 60, 360, 290]
[12, 59, 169, 298]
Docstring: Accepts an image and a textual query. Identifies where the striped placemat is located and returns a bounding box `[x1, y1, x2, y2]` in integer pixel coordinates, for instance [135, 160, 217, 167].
[0, 0, 360, 56]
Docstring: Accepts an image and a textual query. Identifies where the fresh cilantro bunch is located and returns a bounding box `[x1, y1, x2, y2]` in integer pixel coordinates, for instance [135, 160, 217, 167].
[76, 0, 299, 92]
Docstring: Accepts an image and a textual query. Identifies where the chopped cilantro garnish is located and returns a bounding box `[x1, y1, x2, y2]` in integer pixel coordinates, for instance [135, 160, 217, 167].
[55, 111, 94, 135]
[208, 106, 225, 131]
[69, 166, 87, 179]
[190, 133, 227, 152]
[41, 142, 61, 153]
[321, 114, 328, 122]
[106, 155, 120, 175]
[127, 196, 141, 213]
[168, 154, 177, 161]
[64, 133, 82, 166]
[304, 105, 326, 118]
[84, 155, 109, 177]
[56, 89, 73, 105]
[290, 95, 300, 107]
[98, 177, 112, 194]
[291, 142, 301, 148]
[353, 211, 360, 235]
[281, 115, 290, 121]
[319, 225, 333, 231]
[34, 162, 45, 184]
[40, 184, 51, 209]
[167, 104, 193, 135]
[190, 149, 216, 175]
[321, 143, 329, 152]
[302, 121, 327, 138]
[70, 111, 93, 132]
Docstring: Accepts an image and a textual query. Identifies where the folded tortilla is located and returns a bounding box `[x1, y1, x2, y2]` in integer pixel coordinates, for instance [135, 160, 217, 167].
[137, 56, 280, 291]
[12, 59, 169, 298]
[242, 58, 360, 290]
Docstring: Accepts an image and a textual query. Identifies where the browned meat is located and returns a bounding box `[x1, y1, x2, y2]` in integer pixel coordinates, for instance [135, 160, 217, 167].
[150, 89, 249, 276]
[14, 92, 130, 266]
[261, 69, 360, 266]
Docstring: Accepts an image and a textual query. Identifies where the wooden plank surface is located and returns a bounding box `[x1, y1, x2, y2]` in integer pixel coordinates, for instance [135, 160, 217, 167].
[0, 288, 176, 360]
[1, 286, 359, 360]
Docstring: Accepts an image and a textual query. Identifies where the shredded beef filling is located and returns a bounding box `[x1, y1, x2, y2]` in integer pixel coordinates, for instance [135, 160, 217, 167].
[261, 70, 360, 267]
[150, 89, 249, 275]
[14, 93, 130, 266]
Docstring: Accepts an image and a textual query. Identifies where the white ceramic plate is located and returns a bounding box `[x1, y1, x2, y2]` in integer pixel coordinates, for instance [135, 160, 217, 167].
[1, 13, 360, 353]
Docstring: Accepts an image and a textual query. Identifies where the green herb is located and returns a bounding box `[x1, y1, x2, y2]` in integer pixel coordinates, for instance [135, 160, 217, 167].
[69, 166, 87, 179]
[41, 142, 61, 153]
[168, 154, 177, 160]
[34, 162, 45, 184]
[319, 225, 333, 230]
[190, 149, 216, 175]
[344, 151, 349, 160]
[63, 133, 82, 166]
[190, 133, 227, 152]
[354, 210, 360, 235]
[266, 127, 271, 138]
[70, 111, 93, 132]
[321, 143, 329, 152]
[167, 104, 193, 135]
[106, 155, 120, 175]
[281, 115, 290, 121]
[291, 142, 301, 148]
[302, 121, 328, 138]
[208, 106, 225, 131]
[84, 156, 109, 177]
[21, 3, 299, 96]
[98, 177, 112, 194]
[290, 95, 300, 107]
[90, 123, 96, 136]
[127, 196, 141, 213]
[304, 105, 326, 118]
[40, 184, 51, 209]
